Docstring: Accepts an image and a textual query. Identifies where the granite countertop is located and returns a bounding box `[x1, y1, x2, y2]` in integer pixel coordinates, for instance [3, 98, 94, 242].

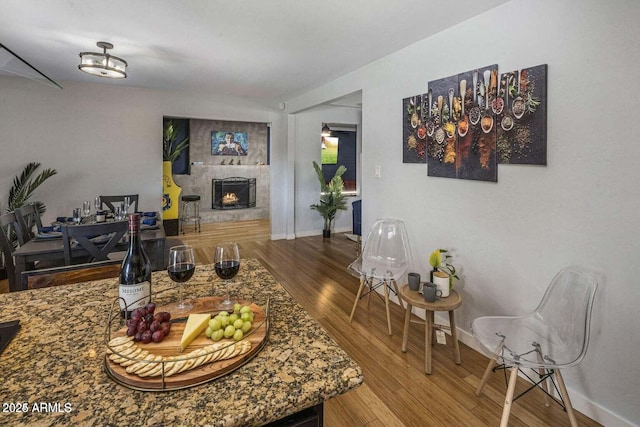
[0, 259, 363, 426]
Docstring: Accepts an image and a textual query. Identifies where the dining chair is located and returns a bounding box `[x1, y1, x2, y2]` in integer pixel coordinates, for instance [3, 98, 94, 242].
[100, 194, 139, 214]
[348, 218, 412, 335]
[20, 259, 121, 290]
[61, 221, 128, 265]
[15, 203, 43, 245]
[0, 212, 19, 292]
[471, 267, 598, 427]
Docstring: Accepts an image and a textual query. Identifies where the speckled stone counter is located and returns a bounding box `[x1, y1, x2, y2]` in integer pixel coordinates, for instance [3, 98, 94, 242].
[0, 258, 363, 426]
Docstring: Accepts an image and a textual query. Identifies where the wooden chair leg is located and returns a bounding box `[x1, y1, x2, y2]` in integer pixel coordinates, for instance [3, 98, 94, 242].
[535, 343, 551, 407]
[555, 369, 578, 427]
[448, 310, 461, 365]
[383, 279, 392, 335]
[500, 366, 519, 427]
[349, 276, 367, 323]
[392, 279, 404, 309]
[425, 309, 433, 374]
[401, 304, 412, 352]
[476, 342, 503, 397]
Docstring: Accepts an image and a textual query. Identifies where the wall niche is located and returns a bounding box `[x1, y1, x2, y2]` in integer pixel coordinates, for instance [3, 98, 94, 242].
[172, 118, 270, 224]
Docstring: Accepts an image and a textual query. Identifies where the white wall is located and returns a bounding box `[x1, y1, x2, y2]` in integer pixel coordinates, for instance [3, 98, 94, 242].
[286, 0, 640, 425]
[292, 105, 362, 237]
[0, 77, 288, 237]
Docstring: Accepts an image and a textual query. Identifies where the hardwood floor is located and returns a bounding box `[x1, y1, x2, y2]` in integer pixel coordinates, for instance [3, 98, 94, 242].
[1, 220, 601, 426]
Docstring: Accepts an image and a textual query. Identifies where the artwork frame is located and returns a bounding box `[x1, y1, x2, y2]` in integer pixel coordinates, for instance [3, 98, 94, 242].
[211, 131, 248, 156]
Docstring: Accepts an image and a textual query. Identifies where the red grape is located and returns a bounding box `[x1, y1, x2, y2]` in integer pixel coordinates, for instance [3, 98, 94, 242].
[151, 330, 164, 343]
[141, 330, 152, 344]
[146, 302, 156, 314]
[150, 321, 160, 333]
[137, 322, 147, 333]
[126, 325, 137, 337]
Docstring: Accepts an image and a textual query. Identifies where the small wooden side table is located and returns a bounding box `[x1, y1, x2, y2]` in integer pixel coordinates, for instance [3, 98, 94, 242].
[399, 285, 462, 374]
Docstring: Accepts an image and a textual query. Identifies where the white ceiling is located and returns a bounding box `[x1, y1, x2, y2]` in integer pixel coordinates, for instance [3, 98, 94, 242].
[1, 0, 508, 106]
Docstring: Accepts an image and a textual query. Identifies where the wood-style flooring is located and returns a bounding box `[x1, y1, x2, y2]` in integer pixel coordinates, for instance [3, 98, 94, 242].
[1, 219, 602, 426]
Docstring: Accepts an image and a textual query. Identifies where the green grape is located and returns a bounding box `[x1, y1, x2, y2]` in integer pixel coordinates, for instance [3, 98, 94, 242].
[223, 325, 236, 338]
[229, 313, 239, 324]
[241, 321, 252, 333]
[240, 312, 252, 322]
[209, 318, 222, 331]
[211, 329, 224, 341]
[240, 305, 252, 314]
[218, 311, 230, 317]
[218, 316, 230, 328]
[205, 326, 213, 338]
[233, 319, 244, 329]
[233, 303, 242, 314]
[233, 329, 243, 341]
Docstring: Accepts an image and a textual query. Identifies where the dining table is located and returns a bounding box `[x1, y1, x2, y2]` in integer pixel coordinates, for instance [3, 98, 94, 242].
[10, 219, 166, 292]
[0, 258, 364, 426]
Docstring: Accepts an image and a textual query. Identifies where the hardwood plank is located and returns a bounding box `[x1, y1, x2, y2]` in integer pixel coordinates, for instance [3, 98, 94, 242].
[0, 220, 603, 426]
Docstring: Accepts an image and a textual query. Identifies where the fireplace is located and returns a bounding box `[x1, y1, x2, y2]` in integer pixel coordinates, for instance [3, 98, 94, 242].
[212, 177, 256, 210]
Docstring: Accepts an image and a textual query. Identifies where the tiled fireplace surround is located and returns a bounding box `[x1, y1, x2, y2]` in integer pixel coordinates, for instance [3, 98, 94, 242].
[173, 118, 270, 223]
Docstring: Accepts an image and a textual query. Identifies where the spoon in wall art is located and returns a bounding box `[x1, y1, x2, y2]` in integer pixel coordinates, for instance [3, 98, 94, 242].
[426, 88, 435, 137]
[469, 70, 481, 125]
[481, 70, 494, 134]
[457, 79, 468, 137]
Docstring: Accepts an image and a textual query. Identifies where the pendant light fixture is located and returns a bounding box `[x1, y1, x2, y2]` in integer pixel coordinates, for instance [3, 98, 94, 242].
[321, 123, 331, 137]
[78, 41, 127, 78]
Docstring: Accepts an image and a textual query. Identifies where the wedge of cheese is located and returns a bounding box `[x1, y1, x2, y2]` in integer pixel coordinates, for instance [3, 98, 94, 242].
[179, 313, 211, 352]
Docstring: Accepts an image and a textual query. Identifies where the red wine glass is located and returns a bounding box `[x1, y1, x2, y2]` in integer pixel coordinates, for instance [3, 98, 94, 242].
[214, 242, 240, 310]
[168, 245, 195, 313]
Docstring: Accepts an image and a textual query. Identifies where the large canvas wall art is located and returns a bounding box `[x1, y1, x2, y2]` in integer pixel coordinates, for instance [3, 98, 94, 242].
[403, 62, 547, 182]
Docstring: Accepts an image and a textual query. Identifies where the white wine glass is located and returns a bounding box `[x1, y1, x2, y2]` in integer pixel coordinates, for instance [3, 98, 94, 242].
[214, 242, 240, 310]
[168, 245, 196, 313]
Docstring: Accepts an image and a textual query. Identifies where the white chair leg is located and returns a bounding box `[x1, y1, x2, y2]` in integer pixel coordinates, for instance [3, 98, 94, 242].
[500, 366, 519, 427]
[476, 342, 503, 397]
[349, 276, 367, 323]
[555, 369, 578, 427]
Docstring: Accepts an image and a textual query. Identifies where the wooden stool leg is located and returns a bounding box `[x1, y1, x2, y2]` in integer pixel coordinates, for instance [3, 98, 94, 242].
[401, 304, 412, 352]
[383, 279, 392, 335]
[476, 342, 503, 397]
[500, 366, 519, 427]
[555, 369, 578, 427]
[430, 311, 436, 345]
[425, 309, 433, 374]
[448, 310, 461, 365]
[349, 276, 367, 323]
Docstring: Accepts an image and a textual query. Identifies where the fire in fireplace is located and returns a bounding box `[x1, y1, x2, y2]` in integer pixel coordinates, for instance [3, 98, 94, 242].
[212, 177, 256, 210]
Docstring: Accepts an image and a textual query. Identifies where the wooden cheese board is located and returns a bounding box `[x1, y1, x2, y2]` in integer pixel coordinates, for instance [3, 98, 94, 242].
[104, 297, 269, 391]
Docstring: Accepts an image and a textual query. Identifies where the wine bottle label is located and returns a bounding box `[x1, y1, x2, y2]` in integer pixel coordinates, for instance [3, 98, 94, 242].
[119, 281, 151, 311]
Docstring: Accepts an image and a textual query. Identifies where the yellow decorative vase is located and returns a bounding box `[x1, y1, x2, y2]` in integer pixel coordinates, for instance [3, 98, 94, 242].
[162, 161, 181, 235]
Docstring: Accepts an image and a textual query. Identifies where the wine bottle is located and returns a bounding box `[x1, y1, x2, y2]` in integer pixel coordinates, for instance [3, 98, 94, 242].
[119, 214, 152, 318]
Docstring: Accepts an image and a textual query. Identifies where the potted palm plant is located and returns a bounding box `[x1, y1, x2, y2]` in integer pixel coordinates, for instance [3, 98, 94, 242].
[1, 162, 57, 279]
[310, 161, 347, 238]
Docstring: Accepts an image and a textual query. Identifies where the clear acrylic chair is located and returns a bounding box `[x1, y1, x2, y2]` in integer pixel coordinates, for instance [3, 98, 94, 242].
[471, 267, 598, 427]
[348, 219, 412, 335]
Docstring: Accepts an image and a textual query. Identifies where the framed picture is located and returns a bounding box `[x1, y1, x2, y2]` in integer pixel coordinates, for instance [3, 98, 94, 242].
[211, 131, 248, 155]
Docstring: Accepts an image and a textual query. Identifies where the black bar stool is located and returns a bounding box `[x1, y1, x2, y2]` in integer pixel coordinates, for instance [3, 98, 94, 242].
[180, 195, 201, 234]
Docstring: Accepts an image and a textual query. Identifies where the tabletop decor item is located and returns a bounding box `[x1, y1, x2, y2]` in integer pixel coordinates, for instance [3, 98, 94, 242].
[310, 161, 347, 238]
[428, 248, 460, 289]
